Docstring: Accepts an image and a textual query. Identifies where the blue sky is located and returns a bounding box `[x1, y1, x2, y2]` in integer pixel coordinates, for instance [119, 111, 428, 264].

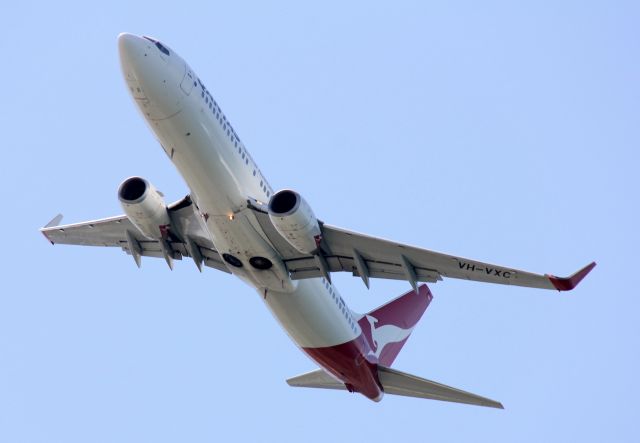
[2, 1, 638, 441]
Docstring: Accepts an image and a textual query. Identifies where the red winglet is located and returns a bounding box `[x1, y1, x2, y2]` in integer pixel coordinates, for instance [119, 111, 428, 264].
[546, 261, 596, 291]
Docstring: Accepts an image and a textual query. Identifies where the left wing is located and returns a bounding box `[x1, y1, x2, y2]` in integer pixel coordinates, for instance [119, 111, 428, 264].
[247, 199, 595, 291]
[40, 196, 229, 273]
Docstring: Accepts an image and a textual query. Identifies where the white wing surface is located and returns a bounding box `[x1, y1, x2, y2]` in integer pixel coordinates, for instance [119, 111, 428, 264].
[40, 196, 229, 273]
[247, 200, 595, 291]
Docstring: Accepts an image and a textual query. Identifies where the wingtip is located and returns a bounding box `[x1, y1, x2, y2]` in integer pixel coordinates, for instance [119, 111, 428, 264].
[40, 229, 54, 245]
[44, 213, 64, 228]
[40, 214, 64, 245]
[547, 261, 596, 291]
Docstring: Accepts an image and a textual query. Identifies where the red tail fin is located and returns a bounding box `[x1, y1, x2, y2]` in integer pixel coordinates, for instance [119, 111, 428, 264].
[357, 284, 433, 367]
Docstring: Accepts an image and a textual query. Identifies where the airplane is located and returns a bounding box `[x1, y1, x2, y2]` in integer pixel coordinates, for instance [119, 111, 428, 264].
[40, 33, 596, 408]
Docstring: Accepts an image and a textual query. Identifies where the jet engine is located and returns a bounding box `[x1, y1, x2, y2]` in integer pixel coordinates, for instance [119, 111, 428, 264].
[118, 176, 171, 240]
[268, 189, 322, 254]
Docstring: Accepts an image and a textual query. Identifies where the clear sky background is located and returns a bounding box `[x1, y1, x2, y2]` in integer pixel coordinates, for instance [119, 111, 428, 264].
[1, 1, 638, 441]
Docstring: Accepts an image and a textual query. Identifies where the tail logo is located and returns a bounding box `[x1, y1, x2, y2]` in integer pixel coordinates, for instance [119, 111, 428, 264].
[365, 315, 413, 359]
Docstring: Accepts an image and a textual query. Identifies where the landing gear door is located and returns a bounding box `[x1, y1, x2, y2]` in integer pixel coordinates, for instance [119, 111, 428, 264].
[180, 66, 195, 95]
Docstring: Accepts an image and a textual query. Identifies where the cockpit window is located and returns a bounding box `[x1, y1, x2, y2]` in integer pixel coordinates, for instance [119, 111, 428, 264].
[142, 36, 170, 56]
[155, 41, 170, 56]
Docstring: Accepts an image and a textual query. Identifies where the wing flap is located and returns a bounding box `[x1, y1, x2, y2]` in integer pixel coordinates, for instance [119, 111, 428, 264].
[285, 255, 442, 282]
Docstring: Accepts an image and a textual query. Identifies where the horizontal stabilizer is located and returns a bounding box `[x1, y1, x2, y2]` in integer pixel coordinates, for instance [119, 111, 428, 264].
[286, 369, 346, 391]
[378, 366, 503, 409]
[286, 367, 503, 408]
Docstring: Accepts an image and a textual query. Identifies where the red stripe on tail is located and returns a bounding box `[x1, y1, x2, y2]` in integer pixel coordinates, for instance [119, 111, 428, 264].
[358, 284, 433, 367]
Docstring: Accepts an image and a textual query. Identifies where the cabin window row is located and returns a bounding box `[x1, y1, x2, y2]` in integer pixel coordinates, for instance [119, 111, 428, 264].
[322, 278, 358, 334]
[199, 80, 272, 199]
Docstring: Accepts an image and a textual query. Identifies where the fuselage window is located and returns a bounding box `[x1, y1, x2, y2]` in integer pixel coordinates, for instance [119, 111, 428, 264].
[245, 158, 249, 165]
[253, 170, 256, 176]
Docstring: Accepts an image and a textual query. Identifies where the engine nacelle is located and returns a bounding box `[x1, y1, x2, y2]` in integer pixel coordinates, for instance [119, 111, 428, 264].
[268, 189, 322, 254]
[118, 176, 171, 240]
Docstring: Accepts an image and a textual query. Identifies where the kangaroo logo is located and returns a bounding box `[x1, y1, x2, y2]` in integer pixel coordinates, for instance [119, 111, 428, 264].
[365, 315, 414, 359]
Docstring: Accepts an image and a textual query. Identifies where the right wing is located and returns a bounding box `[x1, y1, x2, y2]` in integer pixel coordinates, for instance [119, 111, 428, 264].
[247, 199, 595, 291]
[40, 195, 229, 273]
[315, 224, 595, 291]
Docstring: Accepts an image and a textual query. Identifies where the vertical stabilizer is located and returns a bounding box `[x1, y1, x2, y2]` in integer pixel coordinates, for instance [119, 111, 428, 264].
[357, 284, 432, 366]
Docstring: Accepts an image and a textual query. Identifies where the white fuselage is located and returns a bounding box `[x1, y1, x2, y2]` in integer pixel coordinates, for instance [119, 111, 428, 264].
[118, 34, 361, 350]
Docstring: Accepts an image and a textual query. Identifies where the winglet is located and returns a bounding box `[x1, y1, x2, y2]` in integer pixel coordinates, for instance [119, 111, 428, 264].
[44, 214, 64, 228]
[546, 261, 596, 291]
[41, 214, 64, 244]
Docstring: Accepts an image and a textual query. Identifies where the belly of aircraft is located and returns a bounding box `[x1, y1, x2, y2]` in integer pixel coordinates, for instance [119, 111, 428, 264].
[149, 104, 295, 291]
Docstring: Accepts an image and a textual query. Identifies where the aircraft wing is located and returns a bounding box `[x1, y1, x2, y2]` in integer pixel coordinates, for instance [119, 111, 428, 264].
[247, 200, 595, 291]
[40, 196, 230, 273]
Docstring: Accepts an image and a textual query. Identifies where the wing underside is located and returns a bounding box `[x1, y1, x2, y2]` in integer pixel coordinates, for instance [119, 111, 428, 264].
[40, 195, 595, 289]
[246, 199, 595, 291]
[40, 196, 229, 273]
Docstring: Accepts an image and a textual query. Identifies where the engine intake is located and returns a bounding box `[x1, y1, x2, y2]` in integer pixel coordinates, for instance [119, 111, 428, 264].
[118, 176, 171, 239]
[268, 190, 321, 254]
[119, 176, 147, 202]
[269, 190, 300, 215]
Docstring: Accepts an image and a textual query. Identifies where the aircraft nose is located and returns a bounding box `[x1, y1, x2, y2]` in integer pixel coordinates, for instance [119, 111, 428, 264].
[118, 32, 146, 63]
[118, 32, 184, 121]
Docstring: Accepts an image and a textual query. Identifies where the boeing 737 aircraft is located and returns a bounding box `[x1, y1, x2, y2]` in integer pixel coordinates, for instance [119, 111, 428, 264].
[41, 33, 595, 408]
